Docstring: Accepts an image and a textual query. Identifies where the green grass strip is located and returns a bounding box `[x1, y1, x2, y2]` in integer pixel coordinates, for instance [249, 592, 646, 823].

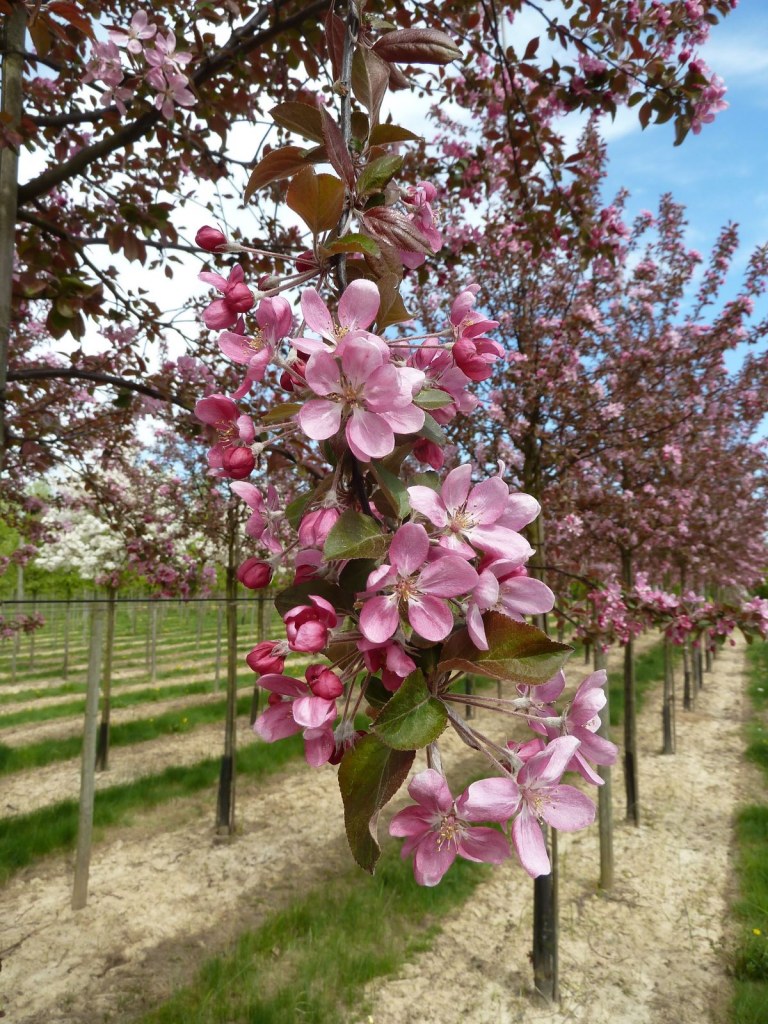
[0, 681, 218, 729]
[730, 642, 768, 1023]
[0, 689, 257, 775]
[0, 736, 304, 886]
[137, 832, 486, 1024]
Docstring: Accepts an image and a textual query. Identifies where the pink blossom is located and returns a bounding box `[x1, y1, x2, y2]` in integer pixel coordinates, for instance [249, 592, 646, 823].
[408, 464, 535, 560]
[218, 296, 292, 397]
[109, 11, 157, 54]
[195, 393, 256, 480]
[389, 769, 518, 886]
[399, 181, 443, 269]
[283, 595, 338, 653]
[512, 736, 596, 877]
[199, 264, 255, 330]
[298, 338, 425, 462]
[293, 280, 382, 355]
[357, 636, 417, 691]
[358, 522, 478, 643]
[230, 481, 282, 552]
[254, 670, 339, 766]
[467, 561, 554, 650]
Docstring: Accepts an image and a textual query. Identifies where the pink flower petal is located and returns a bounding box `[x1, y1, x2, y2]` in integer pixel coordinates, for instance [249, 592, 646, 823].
[299, 399, 342, 440]
[441, 464, 472, 513]
[305, 351, 341, 396]
[338, 278, 380, 330]
[359, 594, 400, 643]
[418, 555, 478, 598]
[458, 827, 511, 864]
[413, 831, 458, 886]
[465, 477, 508, 524]
[457, 777, 520, 822]
[512, 807, 550, 877]
[538, 785, 595, 831]
[346, 409, 393, 461]
[389, 522, 429, 577]
[408, 768, 453, 813]
[407, 485, 448, 528]
[301, 288, 335, 341]
[408, 594, 454, 641]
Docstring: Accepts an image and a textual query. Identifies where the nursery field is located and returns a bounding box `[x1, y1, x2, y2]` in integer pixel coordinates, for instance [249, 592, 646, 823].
[0, 605, 758, 1024]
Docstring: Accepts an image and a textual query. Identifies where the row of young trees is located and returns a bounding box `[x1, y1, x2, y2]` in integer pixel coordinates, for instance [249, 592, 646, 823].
[2, 0, 766, 1004]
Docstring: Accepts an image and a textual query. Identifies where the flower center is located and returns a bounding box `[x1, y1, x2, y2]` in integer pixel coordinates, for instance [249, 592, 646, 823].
[436, 812, 465, 850]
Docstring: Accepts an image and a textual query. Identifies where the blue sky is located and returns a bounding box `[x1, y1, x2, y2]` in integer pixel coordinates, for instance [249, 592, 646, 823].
[599, 0, 768, 330]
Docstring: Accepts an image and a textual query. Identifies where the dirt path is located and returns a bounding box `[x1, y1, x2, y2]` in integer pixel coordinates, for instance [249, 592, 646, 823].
[0, 637, 744, 1024]
[358, 640, 746, 1024]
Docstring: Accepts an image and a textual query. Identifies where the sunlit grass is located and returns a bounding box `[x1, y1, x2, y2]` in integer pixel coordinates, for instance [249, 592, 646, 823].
[731, 641, 768, 1022]
[137, 827, 486, 1024]
[0, 736, 304, 885]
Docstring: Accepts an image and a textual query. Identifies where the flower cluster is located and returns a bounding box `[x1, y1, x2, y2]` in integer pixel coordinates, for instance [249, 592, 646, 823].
[84, 11, 195, 118]
[192, 228, 615, 886]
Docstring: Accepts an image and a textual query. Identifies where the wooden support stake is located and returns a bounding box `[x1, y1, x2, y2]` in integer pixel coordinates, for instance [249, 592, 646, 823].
[595, 644, 614, 889]
[72, 603, 106, 910]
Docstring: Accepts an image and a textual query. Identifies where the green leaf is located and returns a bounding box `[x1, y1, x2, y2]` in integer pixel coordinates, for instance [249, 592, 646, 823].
[370, 461, 410, 519]
[419, 412, 447, 446]
[261, 402, 300, 424]
[323, 509, 389, 561]
[285, 491, 314, 531]
[338, 734, 415, 873]
[415, 388, 453, 410]
[373, 670, 448, 750]
[286, 167, 345, 236]
[270, 101, 325, 143]
[321, 233, 381, 258]
[357, 154, 404, 197]
[338, 557, 377, 596]
[363, 675, 394, 710]
[409, 470, 440, 491]
[438, 614, 573, 685]
[369, 123, 422, 145]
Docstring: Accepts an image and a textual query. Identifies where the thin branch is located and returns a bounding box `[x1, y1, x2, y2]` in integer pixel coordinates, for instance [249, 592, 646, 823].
[8, 368, 193, 410]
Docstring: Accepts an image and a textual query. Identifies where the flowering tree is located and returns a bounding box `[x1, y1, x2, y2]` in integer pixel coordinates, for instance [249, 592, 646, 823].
[0, 0, 741, 501]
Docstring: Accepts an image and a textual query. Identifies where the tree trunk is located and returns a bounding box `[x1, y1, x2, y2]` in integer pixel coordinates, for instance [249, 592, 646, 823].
[214, 599, 223, 690]
[621, 548, 640, 825]
[662, 636, 675, 755]
[683, 639, 692, 710]
[594, 643, 614, 889]
[72, 603, 106, 910]
[216, 507, 239, 835]
[0, 3, 25, 471]
[149, 602, 158, 683]
[11, 562, 22, 684]
[96, 586, 117, 771]
[62, 594, 71, 678]
[533, 826, 559, 1001]
[526, 483, 559, 998]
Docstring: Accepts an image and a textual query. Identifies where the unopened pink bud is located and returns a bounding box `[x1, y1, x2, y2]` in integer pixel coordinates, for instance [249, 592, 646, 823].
[196, 225, 228, 251]
[306, 665, 344, 699]
[298, 507, 341, 548]
[221, 446, 255, 480]
[246, 641, 286, 675]
[237, 557, 272, 590]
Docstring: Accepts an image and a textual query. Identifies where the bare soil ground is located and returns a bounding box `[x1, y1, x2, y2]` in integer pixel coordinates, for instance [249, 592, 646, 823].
[0, 637, 747, 1024]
